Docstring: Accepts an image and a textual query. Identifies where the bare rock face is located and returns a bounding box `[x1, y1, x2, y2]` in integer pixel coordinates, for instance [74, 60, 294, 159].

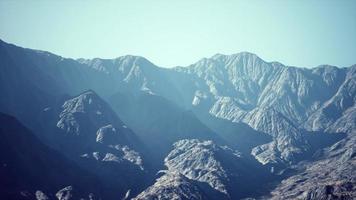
[133, 172, 212, 200]
[54, 186, 97, 200]
[56, 186, 73, 200]
[269, 134, 356, 200]
[246, 107, 308, 165]
[54, 90, 144, 170]
[326, 105, 356, 134]
[305, 65, 356, 134]
[164, 139, 240, 195]
[35, 191, 49, 200]
[57, 90, 123, 138]
[96, 124, 118, 144]
[135, 139, 273, 200]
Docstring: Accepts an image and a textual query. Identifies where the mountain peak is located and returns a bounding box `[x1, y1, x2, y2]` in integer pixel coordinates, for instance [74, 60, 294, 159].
[57, 90, 114, 130]
[115, 55, 155, 67]
[210, 51, 260, 61]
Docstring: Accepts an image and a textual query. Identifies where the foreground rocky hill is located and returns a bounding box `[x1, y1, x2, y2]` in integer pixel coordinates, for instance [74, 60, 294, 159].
[135, 139, 273, 199]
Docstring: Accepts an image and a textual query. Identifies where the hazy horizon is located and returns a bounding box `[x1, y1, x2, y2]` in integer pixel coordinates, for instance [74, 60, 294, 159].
[1, 0, 356, 68]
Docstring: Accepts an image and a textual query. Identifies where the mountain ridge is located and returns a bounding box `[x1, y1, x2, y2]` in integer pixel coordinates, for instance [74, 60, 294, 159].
[0, 38, 354, 199]
[1, 38, 353, 166]
[1, 39, 353, 70]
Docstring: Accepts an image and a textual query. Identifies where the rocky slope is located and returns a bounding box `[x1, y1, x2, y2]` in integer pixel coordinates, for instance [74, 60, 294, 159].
[39, 90, 148, 198]
[171, 53, 352, 165]
[304, 65, 356, 134]
[133, 172, 223, 200]
[135, 139, 274, 200]
[54, 90, 143, 164]
[269, 133, 356, 200]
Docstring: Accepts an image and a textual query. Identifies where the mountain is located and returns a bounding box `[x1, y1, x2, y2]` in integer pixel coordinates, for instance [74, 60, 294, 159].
[49, 90, 143, 159]
[169, 53, 351, 166]
[1, 39, 350, 166]
[78, 55, 184, 106]
[0, 39, 116, 135]
[0, 39, 219, 162]
[37, 90, 149, 198]
[0, 39, 354, 200]
[0, 113, 103, 200]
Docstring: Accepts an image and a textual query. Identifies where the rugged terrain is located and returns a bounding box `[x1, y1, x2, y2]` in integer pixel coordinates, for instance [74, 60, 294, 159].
[0, 39, 354, 199]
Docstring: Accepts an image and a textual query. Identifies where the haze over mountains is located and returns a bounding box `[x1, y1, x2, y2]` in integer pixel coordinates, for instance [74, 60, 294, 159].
[0, 39, 355, 200]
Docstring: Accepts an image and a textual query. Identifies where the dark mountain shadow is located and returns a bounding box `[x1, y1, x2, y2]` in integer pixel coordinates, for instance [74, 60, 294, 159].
[192, 112, 272, 154]
[304, 130, 347, 159]
[109, 91, 223, 167]
[186, 178, 229, 200]
[216, 147, 279, 199]
[0, 113, 106, 200]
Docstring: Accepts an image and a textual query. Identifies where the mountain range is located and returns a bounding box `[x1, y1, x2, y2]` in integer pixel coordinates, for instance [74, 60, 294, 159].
[0, 39, 354, 200]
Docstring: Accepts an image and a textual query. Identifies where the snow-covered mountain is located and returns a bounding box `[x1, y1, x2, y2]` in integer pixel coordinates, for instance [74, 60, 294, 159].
[0, 39, 354, 200]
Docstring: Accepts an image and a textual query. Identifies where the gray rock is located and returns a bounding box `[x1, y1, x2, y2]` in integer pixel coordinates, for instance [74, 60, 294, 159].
[35, 191, 49, 200]
[133, 172, 211, 200]
[56, 186, 73, 200]
[269, 134, 356, 200]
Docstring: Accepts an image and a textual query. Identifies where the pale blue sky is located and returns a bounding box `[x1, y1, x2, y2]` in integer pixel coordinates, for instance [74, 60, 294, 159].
[0, 0, 355, 68]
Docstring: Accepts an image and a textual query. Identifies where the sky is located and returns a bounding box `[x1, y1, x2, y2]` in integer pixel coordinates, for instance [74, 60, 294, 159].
[0, 0, 355, 68]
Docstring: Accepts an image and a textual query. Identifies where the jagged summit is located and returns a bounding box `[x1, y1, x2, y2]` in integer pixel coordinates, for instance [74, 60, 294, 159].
[58, 90, 114, 122]
[211, 51, 260, 60]
[79, 55, 155, 68]
[115, 54, 153, 64]
[191, 51, 266, 69]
